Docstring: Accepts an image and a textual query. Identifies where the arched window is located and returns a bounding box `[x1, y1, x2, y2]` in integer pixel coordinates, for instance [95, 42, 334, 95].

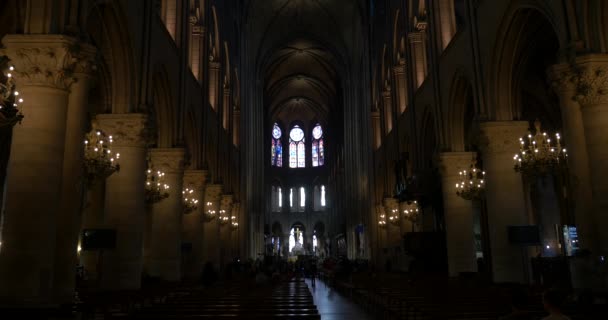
[299, 187, 306, 211]
[321, 185, 326, 207]
[271, 123, 283, 167]
[289, 125, 305, 168]
[278, 187, 282, 208]
[312, 124, 324, 167]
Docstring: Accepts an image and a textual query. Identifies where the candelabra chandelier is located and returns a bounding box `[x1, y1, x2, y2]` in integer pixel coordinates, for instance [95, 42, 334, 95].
[83, 127, 120, 184]
[145, 168, 169, 204]
[219, 209, 229, 225]
[0, 63, 24, 128]
[378, 213, 387, 228]
[230, 216, 238, 230]
[455, 161, 485, 201]
[513, 119, 567, 177]
[388, 208, 400, 226]
[182, 187, 198, 214]
[401, 201, 420, 223]
[204, 201, 216, 221]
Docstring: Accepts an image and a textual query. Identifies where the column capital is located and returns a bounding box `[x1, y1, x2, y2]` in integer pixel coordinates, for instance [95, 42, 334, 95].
[408, 31, 426, 43]
[149, 148, 186, 174]
[548, 63, 578, 94]
[183, 170, 208, 190]
[393, 64, 406, 75]
[205, 184, 223, 202]
[571, 55, 608, 106]
[220, 194, 234, 210]
[0, 35, 94, 89]
[479, 121, 528, 155]
[438, 152, 477, 178]
[96, 113, 148, 148]
[382, 197, 398, 209]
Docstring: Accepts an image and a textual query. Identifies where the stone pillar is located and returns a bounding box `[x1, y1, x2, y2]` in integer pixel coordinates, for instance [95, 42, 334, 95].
[383, 197, 400, 246]
[97, 113, 148, 290]
[53, 43, 97, 303]
[382, 88, 393, 134]
[393, 64, 408, 114]
[437, 0, 457, 50]
[203, 184, 223, 268]
[371, 109, 381, 149]
[399, 202, 414, 234]
[233, 108, 240, 146]
[0, 35, 78, 306]
[439, 152, 478, 276]
[219, 194, 234, 266]
[376, 205, 387, 257]
[409, 30, 428, 89]
[230, 202, 240, 257]
[222, 86, 231, 130]
[181, 170, 207, 281]
[189, 22, 203, 81]
[568, 55, 608, 253]
[479, 121, 529, 283]
[549, 64, 596, 251]
[209, 61, 220, 111]
[147, 148, 185, 281]
[79, 181, 105, 281]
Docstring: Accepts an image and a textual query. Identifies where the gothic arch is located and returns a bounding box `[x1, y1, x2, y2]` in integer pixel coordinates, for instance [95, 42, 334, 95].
[447, 70, 476, 152]
[150, 65, 176, 148]
[488, 2, 566, 121]
[85, 1, 137, 114]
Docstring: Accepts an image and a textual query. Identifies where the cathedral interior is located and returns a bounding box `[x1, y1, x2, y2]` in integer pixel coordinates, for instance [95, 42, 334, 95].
[0, 0, 607, 319]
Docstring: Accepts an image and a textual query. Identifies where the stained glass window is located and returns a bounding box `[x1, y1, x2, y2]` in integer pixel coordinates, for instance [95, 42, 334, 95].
[312, 124, 324, 167]
[289, 125, 305, 168]
[300, 187, 306, 207]
[271, 123, 283, 167]
[278, 187, 282, 208]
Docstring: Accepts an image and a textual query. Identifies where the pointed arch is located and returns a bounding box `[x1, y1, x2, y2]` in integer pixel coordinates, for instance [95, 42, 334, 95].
[151, 65, 176, 148]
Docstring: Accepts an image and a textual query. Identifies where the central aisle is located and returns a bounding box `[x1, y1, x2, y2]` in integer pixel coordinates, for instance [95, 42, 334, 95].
[305, 279, 372, 320]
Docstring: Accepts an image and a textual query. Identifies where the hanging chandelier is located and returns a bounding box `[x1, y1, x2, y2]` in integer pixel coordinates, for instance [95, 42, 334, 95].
[182, 187, 198, 214]
[219, 209, 229, 225]
[378, 213, 387, 228]
[230, 216, 238, 230]
[0, 63, 24, 128]
[83, 127, 120, 184]
[513, 119, 567, 177]
[401, 200, 420, 223]
[204, 201, 216, 221]
[455, 160, 485, 201]
[388, 208, 400, 226]
[145, 168, 169, 204]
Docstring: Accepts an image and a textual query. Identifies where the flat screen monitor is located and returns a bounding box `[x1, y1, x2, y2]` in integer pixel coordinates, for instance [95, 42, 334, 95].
[81, 229, 116, 250]
[508, 225, 540, 246]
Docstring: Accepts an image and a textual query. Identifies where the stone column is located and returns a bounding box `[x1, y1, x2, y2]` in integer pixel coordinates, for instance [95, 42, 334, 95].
[393, 63, 408, 114]
[479, 121, 529, 283]
[222, 86, 231, 130]
[383, 197, 400, 246]
[376, 205, 387, 260]
[382, 88, 393, 134]
[439, 152, 478, 276]
[147, 148, 185, 281]
[230, 202, 240, 257]
[79, 181, 105, 281]
[371, 109, 381, 149]
[0, 35, 78, 306]
[548, 64, 596, 251]
[97, 113, 148, 290]
[209, 61, 220, 111]
[408, 30, 428, 89]
[203, 184, 223, 268]
[233, 108, 240, 146]
[568, 55, 608, 253]
[53, 43, 97, 304]
[181, 170, 207, 281]
[219, 194, 234, 266]
[399, 202, 414, 234]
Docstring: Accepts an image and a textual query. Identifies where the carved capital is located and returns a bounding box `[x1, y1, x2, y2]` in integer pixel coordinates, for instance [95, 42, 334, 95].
[383, 197, 398, 210]
[0, 35, 87, 89]
[478, 121, 528, 155]
[149, 148, 186, 174]
[72, 42, 97, 76]
[548, 63, 578, 95]
[393, 64, 406, 76]
[408, 31, 425, 43]
[205, 184, 223, 202]
[569, 56, 608, 106]
[438, 152, 477, 178]
[96, 113, 148, 148]
[183, 169, 208, 190]
[220, 194, 234, 210]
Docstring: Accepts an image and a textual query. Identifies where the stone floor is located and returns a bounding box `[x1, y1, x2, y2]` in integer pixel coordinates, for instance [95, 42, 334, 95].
[305, 278, 373, 320]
